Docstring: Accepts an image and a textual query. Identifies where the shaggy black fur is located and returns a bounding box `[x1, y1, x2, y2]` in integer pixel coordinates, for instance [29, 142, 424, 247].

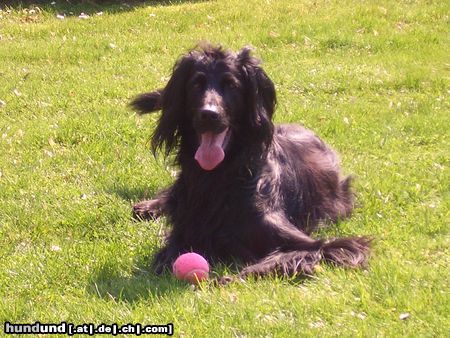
[131, 43, 371, 280]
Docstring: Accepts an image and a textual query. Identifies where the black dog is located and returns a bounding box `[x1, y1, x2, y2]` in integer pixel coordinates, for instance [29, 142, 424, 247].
[131, 43, 370, 280]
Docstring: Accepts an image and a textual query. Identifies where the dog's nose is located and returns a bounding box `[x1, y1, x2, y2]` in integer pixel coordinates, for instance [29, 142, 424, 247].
[200, 109, 220, 121]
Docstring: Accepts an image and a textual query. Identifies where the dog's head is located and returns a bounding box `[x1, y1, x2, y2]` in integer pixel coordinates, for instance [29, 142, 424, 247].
[131, 43, 276, 171]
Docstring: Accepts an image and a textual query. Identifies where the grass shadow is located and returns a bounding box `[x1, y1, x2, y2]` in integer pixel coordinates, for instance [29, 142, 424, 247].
[2, 0, 209, 15]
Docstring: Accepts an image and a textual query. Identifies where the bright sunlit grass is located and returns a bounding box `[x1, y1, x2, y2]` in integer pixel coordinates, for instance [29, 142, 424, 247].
[0, 0, 448, 336]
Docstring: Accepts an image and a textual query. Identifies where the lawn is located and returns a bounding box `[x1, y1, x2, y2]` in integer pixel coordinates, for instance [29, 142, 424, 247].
[0, 0, 448, 336]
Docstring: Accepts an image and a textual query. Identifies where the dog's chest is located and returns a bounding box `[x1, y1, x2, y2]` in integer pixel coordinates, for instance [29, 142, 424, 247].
[174, 172, 256, 228]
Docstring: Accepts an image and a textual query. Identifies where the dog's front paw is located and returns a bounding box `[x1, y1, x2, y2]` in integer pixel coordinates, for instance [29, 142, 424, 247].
[154, 261, 170, 275]
[213, 275, 246, 286]
[217, 275, 235, 285]
[132, 199, 161, 221]
[152, 246, 176, 275]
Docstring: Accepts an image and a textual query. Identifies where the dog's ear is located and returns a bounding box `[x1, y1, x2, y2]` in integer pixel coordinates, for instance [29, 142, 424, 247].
[130, 89, 163, 114]
[237, 47, 276, 146]
[152, 55, 195, 156]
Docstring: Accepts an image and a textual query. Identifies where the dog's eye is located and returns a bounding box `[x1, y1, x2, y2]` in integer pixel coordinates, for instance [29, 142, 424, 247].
[221, 76, 238, 90]
[190, 74, 206, 90]
[193, 78, 205, 89]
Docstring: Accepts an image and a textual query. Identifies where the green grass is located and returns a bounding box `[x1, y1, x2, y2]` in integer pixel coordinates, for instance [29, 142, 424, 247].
[0, 0, 448, 336]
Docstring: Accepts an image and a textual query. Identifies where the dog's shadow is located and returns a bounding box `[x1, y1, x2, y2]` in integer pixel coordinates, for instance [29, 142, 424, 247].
[86, 184, 180, 302]
[87, 259, 187, 302]
[107, 181, 166, 205]
[87, 254, 245, 302]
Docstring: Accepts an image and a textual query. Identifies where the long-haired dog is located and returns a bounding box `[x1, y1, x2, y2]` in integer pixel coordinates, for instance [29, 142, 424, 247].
[131, 43, 371, 281]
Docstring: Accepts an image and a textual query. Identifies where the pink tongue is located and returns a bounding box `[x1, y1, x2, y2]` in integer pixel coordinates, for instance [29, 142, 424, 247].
[194, 129, 228, 171]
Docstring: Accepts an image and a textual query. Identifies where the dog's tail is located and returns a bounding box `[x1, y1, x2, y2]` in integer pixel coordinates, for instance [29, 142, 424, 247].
[130, 89, 163, 114]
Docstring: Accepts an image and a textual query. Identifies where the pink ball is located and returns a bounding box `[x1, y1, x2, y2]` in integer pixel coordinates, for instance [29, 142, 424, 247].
[172, 252, 210, 284]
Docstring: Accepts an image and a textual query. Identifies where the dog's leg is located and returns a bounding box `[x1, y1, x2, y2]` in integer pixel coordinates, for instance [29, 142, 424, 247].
[237, 238, 371, 281]
[261, 212, 324, 251]
[233, 212, 370, 280]
[239, 250, 321, 278]
[133, 186, 174, 221]
[132, 199, 164, 220]
[238, 214, 323, 278]
[216, 249, 320, 285]
[152, 244, 179, 274]
[214, 213, 323, 284]
[151, 231, 188, 274]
